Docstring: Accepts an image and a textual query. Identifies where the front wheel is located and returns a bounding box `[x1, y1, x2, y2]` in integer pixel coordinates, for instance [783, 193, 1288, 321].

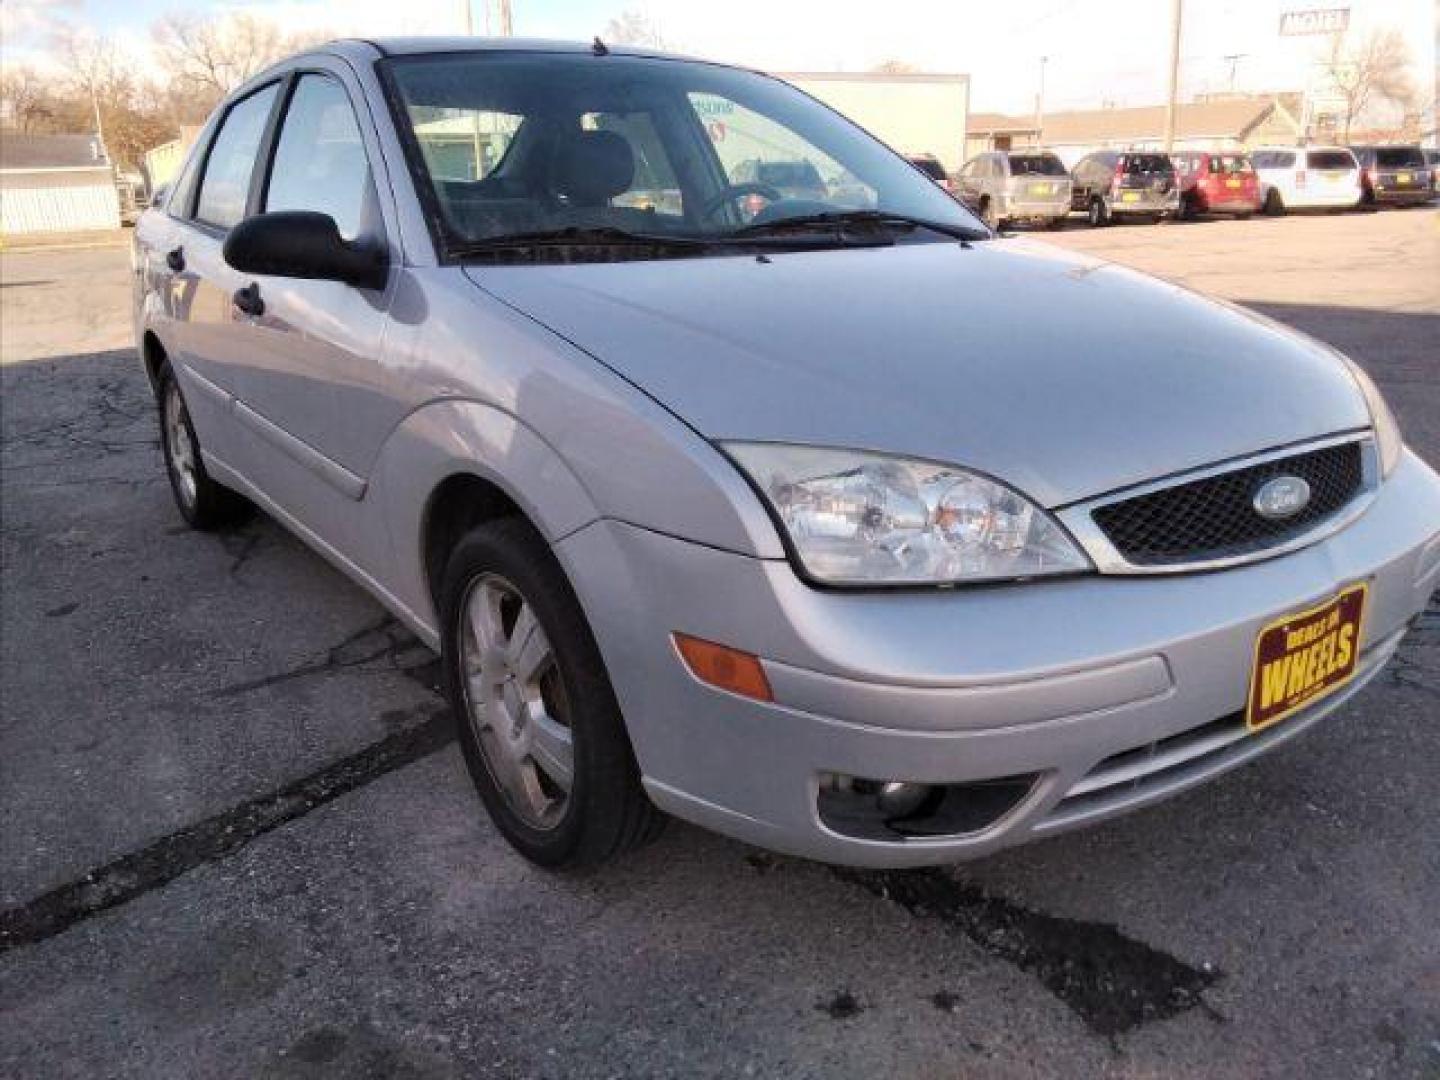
[157, 361, 251, 530]
[1263, 189, 1285, 216]
[1086, 197, 1109, 227]
[439, 517, 664, 868]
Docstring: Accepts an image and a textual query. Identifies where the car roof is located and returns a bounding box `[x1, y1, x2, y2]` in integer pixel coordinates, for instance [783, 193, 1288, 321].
[327, 36, 689, 61]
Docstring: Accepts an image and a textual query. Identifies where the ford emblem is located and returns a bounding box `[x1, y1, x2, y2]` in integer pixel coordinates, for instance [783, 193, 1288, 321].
[1253, 475, 1312, 520]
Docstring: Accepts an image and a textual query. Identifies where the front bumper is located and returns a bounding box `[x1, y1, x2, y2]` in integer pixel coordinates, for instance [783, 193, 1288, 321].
[559, 450, 1440, 867]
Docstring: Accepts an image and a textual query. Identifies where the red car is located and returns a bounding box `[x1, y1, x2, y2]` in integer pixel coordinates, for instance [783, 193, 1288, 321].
[1171, 151, 1262, 218]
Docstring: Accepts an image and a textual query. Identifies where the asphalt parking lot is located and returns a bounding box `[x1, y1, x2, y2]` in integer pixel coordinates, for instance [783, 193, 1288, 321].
[2, 208, 1437, 1078]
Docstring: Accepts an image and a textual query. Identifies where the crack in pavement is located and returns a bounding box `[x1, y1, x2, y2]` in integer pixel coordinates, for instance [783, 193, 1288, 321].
[834, 868, 1221, 1040]
[0, 706, 456, 955]
[209, 615, 434, 700]
[1387, 589, 1439, 700]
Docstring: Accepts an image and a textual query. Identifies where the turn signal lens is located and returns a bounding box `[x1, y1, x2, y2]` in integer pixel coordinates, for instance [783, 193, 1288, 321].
[673, 634, 773, 702]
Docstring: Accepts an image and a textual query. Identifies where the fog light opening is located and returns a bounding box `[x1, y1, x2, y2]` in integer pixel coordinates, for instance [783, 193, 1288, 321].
[818, 773, 1038, 841]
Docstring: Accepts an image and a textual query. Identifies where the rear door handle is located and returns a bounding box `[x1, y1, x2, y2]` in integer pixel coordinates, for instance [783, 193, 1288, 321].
[232, 282, 264, 318]
[165, 247, 185, 273]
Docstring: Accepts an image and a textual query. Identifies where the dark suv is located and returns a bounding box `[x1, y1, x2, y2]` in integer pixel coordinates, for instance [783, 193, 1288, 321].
[1070, 151, 1180, 226]
[1350, 145, 1435, 206]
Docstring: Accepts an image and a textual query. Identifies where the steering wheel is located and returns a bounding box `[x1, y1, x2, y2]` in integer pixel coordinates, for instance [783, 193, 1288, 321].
[699, 181, 785, 221]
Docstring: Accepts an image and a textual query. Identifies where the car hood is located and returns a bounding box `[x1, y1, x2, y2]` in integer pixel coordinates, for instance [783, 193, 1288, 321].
[464, 240, 1368, 507]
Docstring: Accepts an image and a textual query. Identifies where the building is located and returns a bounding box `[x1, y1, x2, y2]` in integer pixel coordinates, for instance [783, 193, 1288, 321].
[141, 125, 205, 193]
[1, 132, 120, 235]
[965, 95, 1303, 166]
[781, 72, 970, 174]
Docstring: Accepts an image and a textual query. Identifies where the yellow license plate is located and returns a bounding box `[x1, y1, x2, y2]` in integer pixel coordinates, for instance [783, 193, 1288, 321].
[1397, 172, 1411, 184]
[1034, 183, 1052, 195]
[1324, 171, 1343, 181]
[1225, 178, 1241, 188]
[1246, 583, 1367, 732]
[1121, 191, 1140, 202]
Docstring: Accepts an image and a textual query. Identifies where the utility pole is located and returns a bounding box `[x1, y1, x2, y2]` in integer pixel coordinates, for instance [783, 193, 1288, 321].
[497, 0, 513, 36]
[1034, 56, 1048, 145]
[1162, 0, 1183, 152]
[1223, 52, 1247, 93]
[461, 0, 473, 33]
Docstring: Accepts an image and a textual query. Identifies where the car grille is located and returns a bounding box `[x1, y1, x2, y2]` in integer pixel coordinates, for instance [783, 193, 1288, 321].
[1092, 440, 1364, 566]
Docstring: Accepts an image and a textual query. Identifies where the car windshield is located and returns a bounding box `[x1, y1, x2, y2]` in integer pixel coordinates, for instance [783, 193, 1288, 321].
[1374, 147, 1424, 168]
[1007, 154, 1066, 176]
[1307, 150, 1354, 169]
[382, 50, 983, 256]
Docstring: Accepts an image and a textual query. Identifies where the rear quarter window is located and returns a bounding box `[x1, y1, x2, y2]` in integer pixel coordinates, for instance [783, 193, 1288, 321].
[1307, 150, 1354, 169]
[1252, 151, 1295, 169]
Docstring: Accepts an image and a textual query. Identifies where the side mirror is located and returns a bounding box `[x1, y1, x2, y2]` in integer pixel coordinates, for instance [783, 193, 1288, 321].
[223, 211, 387, 291]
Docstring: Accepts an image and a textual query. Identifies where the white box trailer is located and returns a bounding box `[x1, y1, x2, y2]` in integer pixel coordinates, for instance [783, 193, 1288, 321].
[779, 72, 970, 175]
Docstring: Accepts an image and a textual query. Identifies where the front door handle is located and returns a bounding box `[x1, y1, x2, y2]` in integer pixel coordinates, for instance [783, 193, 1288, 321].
[232, 282, 264, 318]
[165, 247, 185, 273]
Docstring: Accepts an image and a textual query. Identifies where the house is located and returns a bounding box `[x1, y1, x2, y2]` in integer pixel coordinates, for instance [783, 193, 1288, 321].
[965, 95, 1303, 166]
[0, 132, 120, 235]
[141, 125, 205, 193]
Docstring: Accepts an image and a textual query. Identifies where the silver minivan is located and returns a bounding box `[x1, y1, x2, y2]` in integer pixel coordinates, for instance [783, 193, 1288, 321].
[133, 39, 1440, 869]
[955, 150, 1071, 228]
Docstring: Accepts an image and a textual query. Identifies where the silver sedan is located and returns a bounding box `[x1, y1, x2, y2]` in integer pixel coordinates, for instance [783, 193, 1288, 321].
[132, 38, 1440, 868]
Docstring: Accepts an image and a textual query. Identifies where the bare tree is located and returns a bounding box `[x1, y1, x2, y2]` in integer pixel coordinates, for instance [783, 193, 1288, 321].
[152, 12, 303, 101]
[1322, 28, 1416, 142]
[0, 64, 58, 132]
[602, 10, 667, 48]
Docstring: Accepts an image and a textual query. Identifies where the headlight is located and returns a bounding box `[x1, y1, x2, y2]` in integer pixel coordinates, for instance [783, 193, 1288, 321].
[724, 443, 1091, 585]
[1340, 357, 1403, 476]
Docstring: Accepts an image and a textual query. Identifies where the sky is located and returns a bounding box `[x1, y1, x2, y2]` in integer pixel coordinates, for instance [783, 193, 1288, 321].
[2, 0, 1435, 115]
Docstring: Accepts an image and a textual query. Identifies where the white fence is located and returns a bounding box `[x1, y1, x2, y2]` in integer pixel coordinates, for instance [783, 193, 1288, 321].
[1, 169, 121, 234]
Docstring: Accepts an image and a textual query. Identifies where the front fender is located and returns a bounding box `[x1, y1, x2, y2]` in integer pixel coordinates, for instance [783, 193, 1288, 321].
[369, 397, 601, 636]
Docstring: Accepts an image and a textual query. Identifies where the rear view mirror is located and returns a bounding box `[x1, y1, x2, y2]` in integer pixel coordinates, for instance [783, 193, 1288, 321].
[223, 211, 387, 291]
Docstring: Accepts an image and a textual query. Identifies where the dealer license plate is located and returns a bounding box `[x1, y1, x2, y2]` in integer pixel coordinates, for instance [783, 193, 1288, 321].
[1246, 583, 1367, 732]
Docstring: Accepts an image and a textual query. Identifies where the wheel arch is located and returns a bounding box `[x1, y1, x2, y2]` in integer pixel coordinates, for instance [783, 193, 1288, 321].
[369, 397, 603, 634]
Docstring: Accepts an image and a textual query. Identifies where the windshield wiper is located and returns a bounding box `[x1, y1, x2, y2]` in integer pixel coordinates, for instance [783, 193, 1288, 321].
[736, 210, 988, 243]
[447, 225, 724, 257]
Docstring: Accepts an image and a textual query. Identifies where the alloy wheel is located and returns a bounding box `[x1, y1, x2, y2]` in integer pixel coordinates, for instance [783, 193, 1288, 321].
[458, 573, 574, 831]
[164, 380, 198, 510]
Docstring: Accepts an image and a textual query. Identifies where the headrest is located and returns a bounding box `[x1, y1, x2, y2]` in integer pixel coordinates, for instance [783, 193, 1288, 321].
[550, 129, 634, 205]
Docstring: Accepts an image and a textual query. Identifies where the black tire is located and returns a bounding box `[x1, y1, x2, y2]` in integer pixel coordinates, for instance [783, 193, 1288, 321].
[979, 197, 1001, 231]
[1086, 196, 1109, 227]
[1263, 189, 1285, 216]
[439, 516, 664, 869]
[1234, 212, 1252, 221]
[156, 360, 251, 530]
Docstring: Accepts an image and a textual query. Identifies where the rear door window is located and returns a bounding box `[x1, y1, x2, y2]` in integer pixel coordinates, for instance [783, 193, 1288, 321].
[195, 83, 280, 230]
[1211, 154, 1252, 174]
[1306, 150, 1354, 170]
